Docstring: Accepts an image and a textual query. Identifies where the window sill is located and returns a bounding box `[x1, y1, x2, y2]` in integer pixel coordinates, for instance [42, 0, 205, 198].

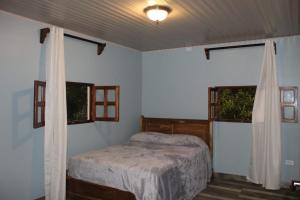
[67, 120, 94, 125]
[214, 119, 252, 123]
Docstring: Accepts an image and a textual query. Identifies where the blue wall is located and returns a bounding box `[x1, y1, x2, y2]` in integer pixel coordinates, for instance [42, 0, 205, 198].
[0, 8, 299, 200]
[0, 11, 142, 200]
[142, 36, 300, 185]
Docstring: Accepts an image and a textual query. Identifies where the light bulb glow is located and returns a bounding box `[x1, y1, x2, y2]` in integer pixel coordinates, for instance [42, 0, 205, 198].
[144, 5, 171, 22]
[146, 9, 168, 21]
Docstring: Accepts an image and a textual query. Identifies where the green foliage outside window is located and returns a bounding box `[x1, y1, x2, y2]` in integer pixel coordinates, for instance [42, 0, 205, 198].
[66, 83, 88, 122]
[219, 87, 256, 122]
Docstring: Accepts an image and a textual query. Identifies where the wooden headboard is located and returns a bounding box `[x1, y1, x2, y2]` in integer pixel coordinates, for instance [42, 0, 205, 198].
[141, 116, 212, 151]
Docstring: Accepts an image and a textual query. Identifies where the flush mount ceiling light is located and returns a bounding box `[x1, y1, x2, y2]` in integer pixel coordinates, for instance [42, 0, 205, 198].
[143, 5, 172, 22]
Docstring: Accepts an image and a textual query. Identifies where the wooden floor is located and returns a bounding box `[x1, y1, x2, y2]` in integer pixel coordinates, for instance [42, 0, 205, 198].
[194, 177, 300, 200]
[44, 177, 300, 200]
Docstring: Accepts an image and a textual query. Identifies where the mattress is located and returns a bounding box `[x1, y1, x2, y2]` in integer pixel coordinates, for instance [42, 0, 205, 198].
[68, 132, 212, 200]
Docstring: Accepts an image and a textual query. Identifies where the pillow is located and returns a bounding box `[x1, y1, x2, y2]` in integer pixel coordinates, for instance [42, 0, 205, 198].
[130, 132, 207, 147]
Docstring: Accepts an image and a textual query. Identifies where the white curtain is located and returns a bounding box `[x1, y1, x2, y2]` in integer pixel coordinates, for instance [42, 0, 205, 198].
[248, 40, 281, 190]
[44, 26, 67, 199]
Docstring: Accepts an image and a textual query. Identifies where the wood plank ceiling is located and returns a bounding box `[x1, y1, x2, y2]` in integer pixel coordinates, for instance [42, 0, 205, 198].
[0, 0, 299, 51]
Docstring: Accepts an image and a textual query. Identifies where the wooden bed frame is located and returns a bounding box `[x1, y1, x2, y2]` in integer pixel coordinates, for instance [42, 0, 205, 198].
[67, 116, 212, 200]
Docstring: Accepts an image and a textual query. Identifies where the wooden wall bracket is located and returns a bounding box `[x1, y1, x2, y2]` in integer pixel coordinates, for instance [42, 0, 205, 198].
[40, 28, 50, 44]
[204, 42, 277, 60]
[40, 28, 106, 55]
[97, 43, 106, 55]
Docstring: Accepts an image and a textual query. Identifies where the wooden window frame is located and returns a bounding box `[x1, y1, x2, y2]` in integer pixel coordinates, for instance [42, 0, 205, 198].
[33, 81, 120, 128]
[209, 86, 298, 123]
[208, 86, 256, 123]
[33, 80, 46, 128]
[208, 87, 218, 122]
[66, 81, 95, 125]
[93, 86, 120, 122]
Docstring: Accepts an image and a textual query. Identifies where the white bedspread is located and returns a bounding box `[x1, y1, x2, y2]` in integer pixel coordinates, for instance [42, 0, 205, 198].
[68, 132, 212, 200]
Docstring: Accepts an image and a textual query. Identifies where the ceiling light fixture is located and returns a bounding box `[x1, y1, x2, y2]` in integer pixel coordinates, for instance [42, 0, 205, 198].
[143, 5, 172, 23]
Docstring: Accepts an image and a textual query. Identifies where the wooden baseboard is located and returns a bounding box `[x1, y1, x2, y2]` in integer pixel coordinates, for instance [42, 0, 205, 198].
[213, 172, 247, 182]
[213, 172, 294, 189]
[34, 197, 45, 200]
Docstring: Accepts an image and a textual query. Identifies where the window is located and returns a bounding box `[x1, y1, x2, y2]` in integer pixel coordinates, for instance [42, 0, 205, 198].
[33, 80, 120, 128]
[94, 86, 120, 121]
[33, 81, 46, 128]
[209, 86, 298, 123]
[280, 87, 298, 123]
[66, 82, 94, 124]
[208, 86, 256, 122]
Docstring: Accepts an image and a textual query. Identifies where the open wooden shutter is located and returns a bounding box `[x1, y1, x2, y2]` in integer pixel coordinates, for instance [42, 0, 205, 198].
[208, 87, 219, 121]
[93, 86, 120, 121]
[33, 80, 46, 128]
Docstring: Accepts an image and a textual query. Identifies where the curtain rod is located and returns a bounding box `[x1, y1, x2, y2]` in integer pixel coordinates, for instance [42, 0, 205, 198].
[204, 42, 277, 60]
[40, 28, 106, 55]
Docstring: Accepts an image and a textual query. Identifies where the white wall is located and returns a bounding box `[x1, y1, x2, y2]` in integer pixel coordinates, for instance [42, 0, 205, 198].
[142, 36, 300, 185]
[0, 11, 142, 200]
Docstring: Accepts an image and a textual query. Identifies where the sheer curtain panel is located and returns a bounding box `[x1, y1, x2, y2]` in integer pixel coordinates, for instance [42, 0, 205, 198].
[44, 26, 67, 199]
[248, 40, 281, 190]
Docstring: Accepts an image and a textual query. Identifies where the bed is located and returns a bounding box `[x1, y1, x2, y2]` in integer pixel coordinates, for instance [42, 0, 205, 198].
[67, 116, 212, 200]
